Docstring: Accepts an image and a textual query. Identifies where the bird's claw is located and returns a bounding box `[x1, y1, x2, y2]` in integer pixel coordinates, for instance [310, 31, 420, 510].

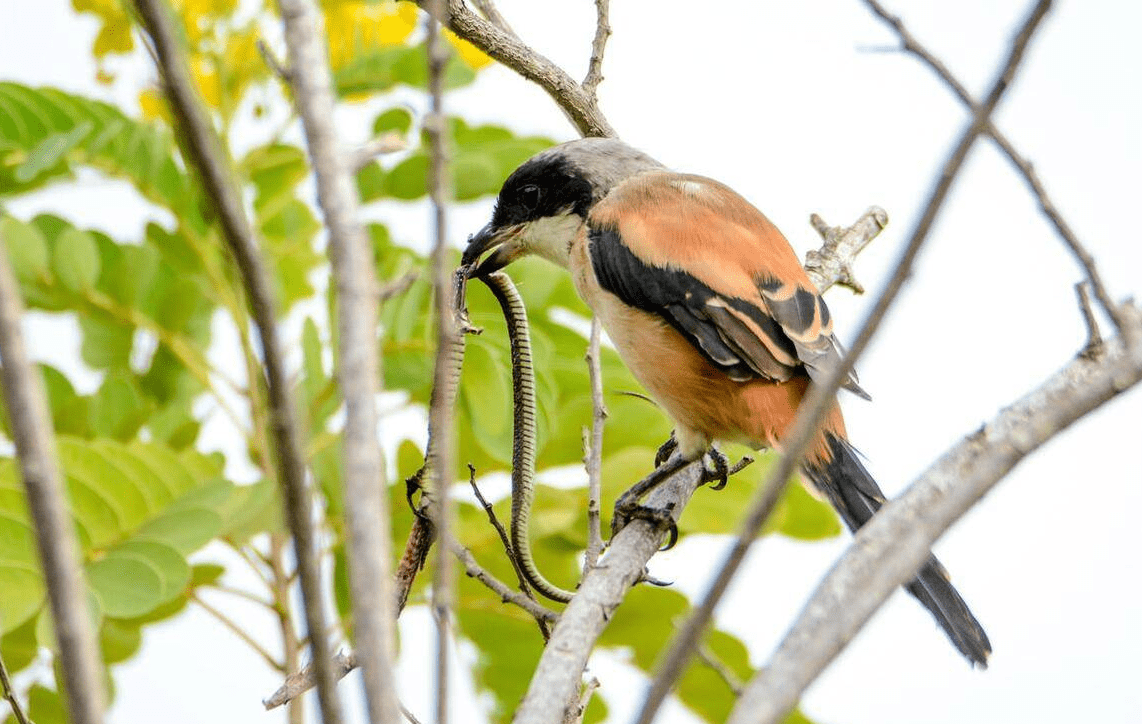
[637, 568, 674, 588]
[611, 499, 678, 550]
[700, 447, 730, 490]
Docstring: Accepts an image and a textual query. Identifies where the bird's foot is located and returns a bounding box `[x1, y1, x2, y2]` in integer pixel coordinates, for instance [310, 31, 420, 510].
[611, 497, 679, 550]
[636, 567, 674, 588]
[700, 447, 730, 490]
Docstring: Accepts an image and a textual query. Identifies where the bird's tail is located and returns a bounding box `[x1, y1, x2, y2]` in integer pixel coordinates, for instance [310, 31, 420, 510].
[801, 432, 992, 667]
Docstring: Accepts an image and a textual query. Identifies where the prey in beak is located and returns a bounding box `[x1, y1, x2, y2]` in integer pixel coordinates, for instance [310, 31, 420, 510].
[461, 222, 527, 278]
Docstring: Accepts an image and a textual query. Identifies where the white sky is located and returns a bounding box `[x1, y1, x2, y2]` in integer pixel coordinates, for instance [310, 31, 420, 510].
[2, 1, 1141, 724]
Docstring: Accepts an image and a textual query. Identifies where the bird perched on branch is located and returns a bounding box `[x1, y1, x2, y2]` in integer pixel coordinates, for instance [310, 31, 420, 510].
[462, 137, 990, 667]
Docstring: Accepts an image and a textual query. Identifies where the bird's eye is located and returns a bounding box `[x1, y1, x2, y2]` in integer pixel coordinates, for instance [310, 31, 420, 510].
[518, 184, 542, 210]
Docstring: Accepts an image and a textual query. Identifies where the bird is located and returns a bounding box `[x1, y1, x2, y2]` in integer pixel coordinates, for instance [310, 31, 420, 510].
[461, 137, 991, 667]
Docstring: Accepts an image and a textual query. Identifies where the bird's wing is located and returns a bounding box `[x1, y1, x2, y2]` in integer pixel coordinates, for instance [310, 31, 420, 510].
[587, 171, 868, 397]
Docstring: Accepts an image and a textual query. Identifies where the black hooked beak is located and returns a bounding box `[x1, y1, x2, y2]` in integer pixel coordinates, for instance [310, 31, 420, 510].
[462, 222, 524, 278]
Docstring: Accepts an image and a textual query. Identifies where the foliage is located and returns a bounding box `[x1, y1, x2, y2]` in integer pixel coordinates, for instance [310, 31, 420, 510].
[0, 2, 840, 723]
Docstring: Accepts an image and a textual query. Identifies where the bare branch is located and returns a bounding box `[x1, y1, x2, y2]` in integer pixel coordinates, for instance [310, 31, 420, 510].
[697, 644, 744, 696]
[729, 303, 1142, 724]
[379, 270, 420, 302]
[467, 466, 553, 638]
[130, 2, 342, 722]
[582, 0, 611, 97]
[862, 0, 1125, 331]
[0, 228, 105, 724]
[264, 650, 358, 710]
[0, 632, 32, 724]
[425, 0, 616, 137]
[806, 206, 889, 294]
[256, 38, 292, 84]
[275, 0, 399, 720]
[562, 677, 600, 724]
[582, 316, 607, 571]
[424, 3, 458, 723]
[449, 543, 561, 624]
[633, 4, 1053, 722]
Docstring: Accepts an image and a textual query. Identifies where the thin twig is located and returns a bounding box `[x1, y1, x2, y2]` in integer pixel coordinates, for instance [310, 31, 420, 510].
[467, 466, 552, 638]
[425, 3, 457, 723]
[582, 0, 611, 97]
[634, 4, 1054, 722]
[424, 0, 616, 137]
[562, 677, 600, 724]
[862, 0, 1124, 331]
[130, 3, 342, 723]
[192, 592, 284, 670]
[449, 543, 561, 624]
[379, 270, 420, 303]
[275, 0, 399, 721]
[468, 0, 513, 33]
[350, 131, 408, 173]
[0, 645, 31, 724]
[697, 643, 744, 696]
[1076, 282, 1103, 356]
[582, 316, 607, 571]
[0, 225, 105, 724]
[256, 38, 292, 83]
[729, 302, 1142, 724]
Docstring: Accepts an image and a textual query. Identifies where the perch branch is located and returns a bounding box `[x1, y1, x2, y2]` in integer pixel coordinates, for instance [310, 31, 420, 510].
[131, 2, 342, 722]
[862, 0, 1125, 332]
[1076, 282, 1103, 355]
[729, 303, 1142, 724]
[635, 4, 1052, 722]
[0, 220, 105, 724]
[276, 0, 399, 721]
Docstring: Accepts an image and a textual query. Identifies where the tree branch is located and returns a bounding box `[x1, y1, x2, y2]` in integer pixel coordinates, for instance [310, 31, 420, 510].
[582, 0, 611, 97]
[582, 316, 607, 571]
[275, 0, 399, 721]
[729, 302, 1142, 724]
[633, 3, 1053, 721]
[861, 0, 1125, 332]
[130, 2, 342, 722]
[0, 224, 105, 724]
[425, 0, 616, 137]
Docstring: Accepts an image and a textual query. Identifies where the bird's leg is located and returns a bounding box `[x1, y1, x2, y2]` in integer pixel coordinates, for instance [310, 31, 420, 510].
[611, 453, 691, 549]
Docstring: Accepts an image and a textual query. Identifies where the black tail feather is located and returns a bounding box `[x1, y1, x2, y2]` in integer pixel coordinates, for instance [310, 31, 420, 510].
[802, 433, 991, 667]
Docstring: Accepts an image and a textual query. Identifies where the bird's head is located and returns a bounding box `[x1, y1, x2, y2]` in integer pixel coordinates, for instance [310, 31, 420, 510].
[462, 137, 662, 276]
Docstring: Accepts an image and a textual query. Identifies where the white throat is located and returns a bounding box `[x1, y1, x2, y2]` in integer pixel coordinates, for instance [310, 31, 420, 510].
[520, 212, 582, 268]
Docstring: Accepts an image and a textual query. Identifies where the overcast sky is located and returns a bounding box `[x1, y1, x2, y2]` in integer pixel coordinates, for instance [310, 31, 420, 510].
[2, 1, 1141, 723]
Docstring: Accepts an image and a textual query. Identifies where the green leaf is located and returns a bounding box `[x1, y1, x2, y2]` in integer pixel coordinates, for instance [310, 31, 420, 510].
[383, 152, 428, 200]
[86, 552, 166, 618]
[135, 507, 223, 555]
[88, 371, 148, 440]
[0, 215, 50, 282]
[52, 226, 100, 292]
[0, 613, 39, 673]
[24, 684, 66, 724]
[0, 562, 44, 635]
[15, 121, 93, 182]
[373, 107, 412, 135]
[40, 364, 90, 437]
[78, 314, 133, 370]
[100, 616, 143, 664]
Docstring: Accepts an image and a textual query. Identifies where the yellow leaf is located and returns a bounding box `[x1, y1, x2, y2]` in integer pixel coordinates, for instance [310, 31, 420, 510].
[138, 89, 168, 121]
[326, 1, 418, 69]
[446, 30, 492, 69]
[191, 58, 222, 109]
[92, 16, 135, 56]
